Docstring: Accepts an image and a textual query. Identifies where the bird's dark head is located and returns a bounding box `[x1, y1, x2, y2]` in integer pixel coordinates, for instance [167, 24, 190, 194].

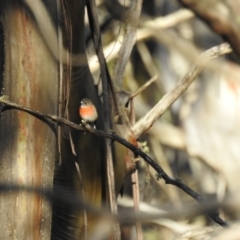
[80, 98, 93, 107]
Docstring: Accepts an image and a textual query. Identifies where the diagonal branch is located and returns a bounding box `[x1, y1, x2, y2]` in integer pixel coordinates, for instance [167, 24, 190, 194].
[0, 96, 228, 227]
[132, 43, 232, 139]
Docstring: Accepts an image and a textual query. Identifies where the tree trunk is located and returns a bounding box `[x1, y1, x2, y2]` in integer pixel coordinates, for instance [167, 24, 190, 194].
[0, 0, 58, 239]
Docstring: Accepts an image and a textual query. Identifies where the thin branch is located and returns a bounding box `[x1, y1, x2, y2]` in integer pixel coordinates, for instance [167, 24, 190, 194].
[0, 96, 228, 227]
[0, 97, 85, 131]
[132, 43, 232, 139]
[129, 75, 157, 100]
[86, 1, 120, 239]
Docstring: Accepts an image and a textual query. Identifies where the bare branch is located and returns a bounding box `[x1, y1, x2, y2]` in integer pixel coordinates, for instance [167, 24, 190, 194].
[132, 43, 232, 139]
[0, 96, 85, 131]
[0, 96, 228, 227]
[130, 75, 157, 100]
[113, 0, 143, 90]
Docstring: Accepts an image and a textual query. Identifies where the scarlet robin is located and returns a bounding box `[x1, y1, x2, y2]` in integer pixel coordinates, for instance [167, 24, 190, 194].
[79, 98, 98, 128]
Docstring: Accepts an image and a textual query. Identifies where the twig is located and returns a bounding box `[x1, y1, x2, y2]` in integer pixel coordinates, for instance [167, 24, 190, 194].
[129, 75, 157, 100]
[0, 96, 228, 227]
[132, 43, 232, 139]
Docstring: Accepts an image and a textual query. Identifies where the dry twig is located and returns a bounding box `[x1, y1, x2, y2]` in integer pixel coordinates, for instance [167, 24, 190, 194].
[132, 43, 232, 138]
[0, 96, 228, 227]
[129, 75, 157, 100]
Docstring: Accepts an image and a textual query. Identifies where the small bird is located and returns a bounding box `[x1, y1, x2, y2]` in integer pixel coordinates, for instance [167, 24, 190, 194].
[79, 98, 98, 128]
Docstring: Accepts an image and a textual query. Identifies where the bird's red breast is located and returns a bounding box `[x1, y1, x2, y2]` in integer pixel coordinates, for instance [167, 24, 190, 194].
[79, 105, 95, 118]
